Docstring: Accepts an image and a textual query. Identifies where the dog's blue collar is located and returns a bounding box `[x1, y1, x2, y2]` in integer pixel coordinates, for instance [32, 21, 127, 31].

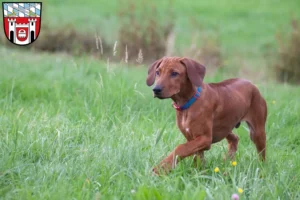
[172, 87, 202, 111]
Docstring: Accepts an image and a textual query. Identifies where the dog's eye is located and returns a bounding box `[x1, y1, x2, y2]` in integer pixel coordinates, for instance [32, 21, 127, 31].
[171, 71, 179, 77]
[156, 71, 160, 76]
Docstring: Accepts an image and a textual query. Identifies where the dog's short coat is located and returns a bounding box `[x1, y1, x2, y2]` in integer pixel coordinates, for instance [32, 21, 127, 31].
[146, 57, 267, 174]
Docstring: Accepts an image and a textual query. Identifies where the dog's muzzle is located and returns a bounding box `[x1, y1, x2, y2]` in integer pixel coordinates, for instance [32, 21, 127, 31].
[153, 85, 162, 96]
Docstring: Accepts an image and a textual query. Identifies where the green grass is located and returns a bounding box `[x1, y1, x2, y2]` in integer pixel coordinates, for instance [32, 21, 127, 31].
[1, 47, 300, 200]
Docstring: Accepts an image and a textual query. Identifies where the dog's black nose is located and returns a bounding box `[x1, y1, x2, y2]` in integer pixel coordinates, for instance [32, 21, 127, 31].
[153, 85, 162, 94]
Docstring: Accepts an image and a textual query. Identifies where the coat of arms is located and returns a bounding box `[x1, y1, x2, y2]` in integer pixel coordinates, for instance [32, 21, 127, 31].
[2, 2, 42, 45]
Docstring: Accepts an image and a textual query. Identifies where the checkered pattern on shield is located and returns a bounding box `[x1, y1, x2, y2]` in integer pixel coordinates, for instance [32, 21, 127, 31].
[3, 3, 41, 17]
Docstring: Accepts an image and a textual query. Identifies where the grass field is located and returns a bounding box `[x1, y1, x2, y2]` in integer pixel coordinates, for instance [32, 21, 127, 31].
[44, 0, 300, 79]
[1, 0, 300, 199]
[0, 47, 300, 199]
[44, 0, 300, 53]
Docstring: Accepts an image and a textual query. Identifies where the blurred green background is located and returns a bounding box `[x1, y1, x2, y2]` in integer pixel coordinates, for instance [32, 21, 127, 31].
[1, 0, 300, 80]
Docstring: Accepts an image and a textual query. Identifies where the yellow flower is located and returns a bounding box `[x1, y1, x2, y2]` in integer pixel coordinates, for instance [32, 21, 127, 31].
[272, 100, 276, 104]
[238, 188, 243, 194]
[231, 161, 237, 166]
[214, 167, 220, 173]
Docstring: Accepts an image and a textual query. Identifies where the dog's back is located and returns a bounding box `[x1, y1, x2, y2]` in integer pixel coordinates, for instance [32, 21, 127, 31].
[206, 78, 267, 144]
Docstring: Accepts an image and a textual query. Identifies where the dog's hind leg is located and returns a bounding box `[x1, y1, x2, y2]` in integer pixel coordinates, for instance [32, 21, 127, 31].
[226, 132, 239, 159]
[245, 88, 267, 161]
[246, 121, 266, 161]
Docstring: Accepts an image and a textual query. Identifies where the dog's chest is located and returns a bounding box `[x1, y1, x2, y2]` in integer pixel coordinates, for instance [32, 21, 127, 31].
[176, 113, 194, 141]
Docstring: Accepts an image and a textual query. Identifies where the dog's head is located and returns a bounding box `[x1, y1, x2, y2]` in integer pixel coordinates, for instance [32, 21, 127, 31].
[146, 57, 206, 99]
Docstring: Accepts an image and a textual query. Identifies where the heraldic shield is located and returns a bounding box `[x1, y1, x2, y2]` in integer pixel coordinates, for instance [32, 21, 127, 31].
[2, 2, 42, 46]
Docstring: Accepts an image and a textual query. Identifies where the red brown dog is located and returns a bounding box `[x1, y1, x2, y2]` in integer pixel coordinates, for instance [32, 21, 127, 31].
[146, 57, 267, 174]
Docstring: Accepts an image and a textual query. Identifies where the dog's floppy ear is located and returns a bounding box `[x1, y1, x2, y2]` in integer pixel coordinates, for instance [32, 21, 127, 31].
[146, 57, 164, 86]
[180, 58, 206, 87]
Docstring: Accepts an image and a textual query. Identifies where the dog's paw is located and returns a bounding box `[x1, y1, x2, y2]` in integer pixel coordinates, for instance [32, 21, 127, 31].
[152, 167, 160, 176]
[152, 162, 172, 176]
[152, 166, 168, 176]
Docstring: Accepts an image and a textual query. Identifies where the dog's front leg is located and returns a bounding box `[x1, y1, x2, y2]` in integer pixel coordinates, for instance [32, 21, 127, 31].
[153, 135, 212, 174]
[193, 151, 205, 168]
